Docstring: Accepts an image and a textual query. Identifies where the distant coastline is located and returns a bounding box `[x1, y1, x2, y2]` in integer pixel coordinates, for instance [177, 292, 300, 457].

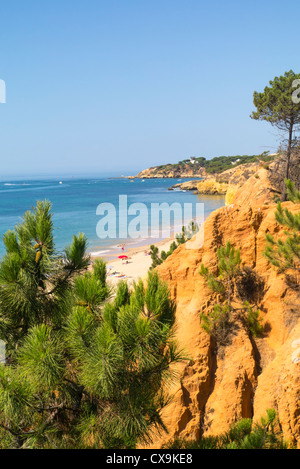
[0, 176, 225, 259]
[131, 152, 276, 180]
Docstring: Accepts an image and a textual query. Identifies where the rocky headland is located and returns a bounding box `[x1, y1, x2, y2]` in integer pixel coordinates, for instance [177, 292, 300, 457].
[169, 160, 273, 202]
[134, 154, 276, 182]
[135, 164, 206, 179]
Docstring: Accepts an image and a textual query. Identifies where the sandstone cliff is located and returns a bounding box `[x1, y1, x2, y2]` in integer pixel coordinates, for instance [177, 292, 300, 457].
[169, 180, 200, 191]
[196, 160, 270, 198]
[170, 179, 227, 194]
[150, 168, 300, 448]
[169, 160, 271, 198]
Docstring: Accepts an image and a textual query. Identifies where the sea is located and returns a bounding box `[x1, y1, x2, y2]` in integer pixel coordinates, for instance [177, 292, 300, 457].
[0, 176, 225, 259]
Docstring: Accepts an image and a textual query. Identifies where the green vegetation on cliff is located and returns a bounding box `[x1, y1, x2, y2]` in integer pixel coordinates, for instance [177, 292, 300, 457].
[144, 152, 274, 177]
[164, 409, 292, 449]
[264, 179, 300, 279]
[201, 151, 273, 174]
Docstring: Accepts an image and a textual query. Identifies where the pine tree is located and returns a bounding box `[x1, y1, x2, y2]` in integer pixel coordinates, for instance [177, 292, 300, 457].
[149, 221, 199, 270]
[199, 242, 263, 341]
[264, 180, 300, 277]
[175, 221, 199, 245]
[199, 242, 241, 339]
[200, 241, 241, 310]
[149, 244, 163, 269]
[0, 202, 185, 448]
[250, 70, 300, 197]
[0, 200, 90, 355]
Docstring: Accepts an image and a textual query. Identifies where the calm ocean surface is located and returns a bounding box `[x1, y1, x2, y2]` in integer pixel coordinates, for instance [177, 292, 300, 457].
[0, 177, 225, 259]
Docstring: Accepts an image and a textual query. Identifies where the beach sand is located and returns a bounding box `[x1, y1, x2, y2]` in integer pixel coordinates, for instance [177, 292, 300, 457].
[90, 236, 176, 287]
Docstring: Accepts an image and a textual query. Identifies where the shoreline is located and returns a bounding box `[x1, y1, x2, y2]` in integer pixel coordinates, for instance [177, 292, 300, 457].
[87, 189, 226, 287]
[90, 235, 176, 286]
[88, 202, 224, 287]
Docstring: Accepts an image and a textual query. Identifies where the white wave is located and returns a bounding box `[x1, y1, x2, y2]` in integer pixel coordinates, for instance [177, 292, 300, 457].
[90, 249, 111, 256]
[4, 183, 30, 186]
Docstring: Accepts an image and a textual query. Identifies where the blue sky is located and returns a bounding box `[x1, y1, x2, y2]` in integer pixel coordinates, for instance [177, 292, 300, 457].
[0, 0, 299, 177]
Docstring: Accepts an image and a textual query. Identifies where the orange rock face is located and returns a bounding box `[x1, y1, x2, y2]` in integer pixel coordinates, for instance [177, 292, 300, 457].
[151, 171, 300, 448]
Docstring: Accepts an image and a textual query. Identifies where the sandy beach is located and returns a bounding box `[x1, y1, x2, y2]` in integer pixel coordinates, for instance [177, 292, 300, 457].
[90, 236, 176, 286]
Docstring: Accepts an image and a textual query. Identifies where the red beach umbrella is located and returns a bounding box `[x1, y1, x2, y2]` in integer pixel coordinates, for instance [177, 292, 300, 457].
[118, 255, 128, 259]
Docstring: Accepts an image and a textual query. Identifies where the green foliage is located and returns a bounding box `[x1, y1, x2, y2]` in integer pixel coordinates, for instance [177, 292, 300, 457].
[250, 70, 300, 184]
[150, 222, 199, 270]
[164, 410, 292, 449]
[175, 221, 199, 245]
[142, 271, 176, 326]
[18, 324, 65, 391]
[149, 244, 163, 269]
[113, 279, 130, 310]
[200, 241, 241, 309]
[200, 303, 230, 338]
[200, 242, 263, 341]
[0, 200, 90, 355]
[199, 242, 241, 342]
[75, 268, 111, 313]
[286, 179, 300, 203]
[217, 242, 241, 280]
[152, 153, 273, 176]
[202, 152, 272, 174]
[0, 204, 185, 448]
[264, 180, 300, 275]
[243, 301, 263, 338]
[250, 70, 300, 130]
[92, 258, 107, 286]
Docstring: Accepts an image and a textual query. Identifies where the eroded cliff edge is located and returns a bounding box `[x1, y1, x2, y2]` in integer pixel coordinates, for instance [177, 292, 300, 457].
[151, 165, 300, 448]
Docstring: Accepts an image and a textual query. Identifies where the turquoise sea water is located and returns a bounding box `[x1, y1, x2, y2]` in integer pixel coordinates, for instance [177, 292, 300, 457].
[0, 177, 225, 259]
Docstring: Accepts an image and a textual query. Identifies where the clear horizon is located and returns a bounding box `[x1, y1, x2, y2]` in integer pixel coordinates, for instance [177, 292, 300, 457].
[0, 0, 299, 176]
